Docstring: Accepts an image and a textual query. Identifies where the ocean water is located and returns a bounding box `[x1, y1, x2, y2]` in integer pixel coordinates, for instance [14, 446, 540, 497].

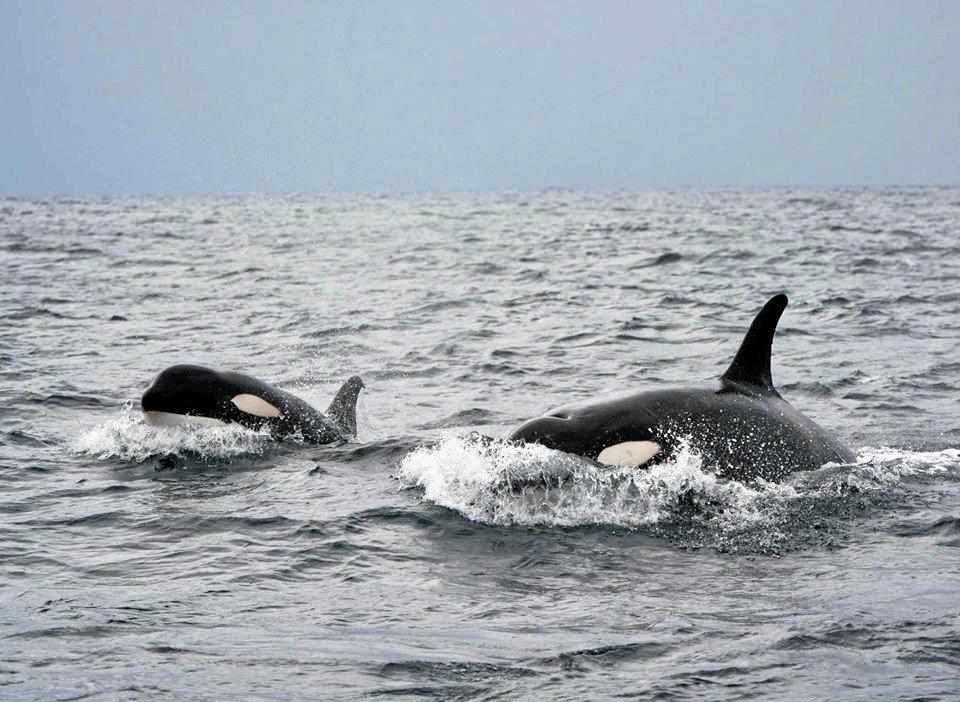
[2, 188, 960, 700]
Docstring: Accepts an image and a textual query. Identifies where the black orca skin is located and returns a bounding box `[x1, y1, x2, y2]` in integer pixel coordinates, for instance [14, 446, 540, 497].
[509, 295, 855, 482]
[141, 364, 363, 443]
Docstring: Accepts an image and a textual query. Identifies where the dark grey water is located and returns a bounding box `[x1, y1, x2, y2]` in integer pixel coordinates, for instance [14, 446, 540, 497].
[2, 189, 960, 700]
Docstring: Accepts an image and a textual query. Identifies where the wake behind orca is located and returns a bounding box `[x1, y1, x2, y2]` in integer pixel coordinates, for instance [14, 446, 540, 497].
[141, 364, 363, 443]
[509, 295, 855, 482]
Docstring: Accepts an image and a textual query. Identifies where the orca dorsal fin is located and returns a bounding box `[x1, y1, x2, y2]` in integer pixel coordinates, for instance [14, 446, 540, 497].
[719, 294, 788, 396]
[326, 375, 364, 436]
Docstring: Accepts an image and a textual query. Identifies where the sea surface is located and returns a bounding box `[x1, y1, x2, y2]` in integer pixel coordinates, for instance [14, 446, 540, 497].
[2, 189, 960, 700]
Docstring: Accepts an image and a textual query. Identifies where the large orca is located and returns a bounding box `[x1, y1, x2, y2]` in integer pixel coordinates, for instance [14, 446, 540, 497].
[141, 364, 363, 443]
[509, 295, 854, 482]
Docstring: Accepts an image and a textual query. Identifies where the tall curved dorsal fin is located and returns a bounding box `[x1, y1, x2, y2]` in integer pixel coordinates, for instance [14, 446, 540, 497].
[720, 294, 788, 396]
[326, 375, 364, 436]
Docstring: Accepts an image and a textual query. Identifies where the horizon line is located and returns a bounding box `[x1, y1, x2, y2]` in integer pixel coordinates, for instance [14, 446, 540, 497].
[3, 183, 959, 199]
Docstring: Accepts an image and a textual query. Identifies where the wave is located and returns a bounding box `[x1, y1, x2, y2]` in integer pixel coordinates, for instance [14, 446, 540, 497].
[397, 434, 796, 529]
[68, 403, 271, 462]
[397, 435, 960, 552]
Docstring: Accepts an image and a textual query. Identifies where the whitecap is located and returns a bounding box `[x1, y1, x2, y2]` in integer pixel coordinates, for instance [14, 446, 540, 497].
[396, 434, 796, 529]
[68, 402, 271, 462]
[797, 446, 960, 494]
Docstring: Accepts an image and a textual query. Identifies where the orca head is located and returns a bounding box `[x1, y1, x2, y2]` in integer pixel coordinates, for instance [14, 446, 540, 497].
[509, 411, 662, 468]
[509, 415, 570, 452]
[141, 364, 275, 428]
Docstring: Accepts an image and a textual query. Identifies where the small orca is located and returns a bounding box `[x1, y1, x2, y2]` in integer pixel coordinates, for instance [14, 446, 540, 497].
[141, 364, 363, 443]
[509, 295, 855, 482]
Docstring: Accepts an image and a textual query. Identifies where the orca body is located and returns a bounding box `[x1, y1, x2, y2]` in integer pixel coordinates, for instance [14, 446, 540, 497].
[141, 364, 363, 443]
[509, 295, 854, 482]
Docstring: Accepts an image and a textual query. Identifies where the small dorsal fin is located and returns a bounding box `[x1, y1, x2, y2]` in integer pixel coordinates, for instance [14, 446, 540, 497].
[326, 375, 364, 436]
[720, 294, 788, 395]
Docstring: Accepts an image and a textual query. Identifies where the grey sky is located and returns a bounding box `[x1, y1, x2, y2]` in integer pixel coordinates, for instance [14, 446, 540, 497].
[1, 1, 958, 194]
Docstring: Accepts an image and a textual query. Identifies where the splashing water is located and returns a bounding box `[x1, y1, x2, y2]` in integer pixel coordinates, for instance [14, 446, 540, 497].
[797, 446, 960, 495]
[68, 403, 271, 462]
[396, 434, 798, 529]
[397, 435, 960, 552]
[852, 445, 960, 479]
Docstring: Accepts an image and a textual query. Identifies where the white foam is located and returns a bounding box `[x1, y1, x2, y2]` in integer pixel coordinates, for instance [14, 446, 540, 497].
[397, 434, 795, 528]
[855, 445, 960, 474]
[69, 403, 270, 462]
[143, 411, 225, 427]
[397, 437, 960, 532]
[799, 445, 960, 493]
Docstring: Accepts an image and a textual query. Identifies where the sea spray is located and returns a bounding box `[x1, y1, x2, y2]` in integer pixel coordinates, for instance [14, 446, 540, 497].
[397, 433, 797, 529]
[69, 402, 271, 462]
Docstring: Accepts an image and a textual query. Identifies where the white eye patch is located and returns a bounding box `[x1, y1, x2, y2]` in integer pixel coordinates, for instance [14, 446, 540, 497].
[597, 441, 661, 468]
[231, 394, 281, 417]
